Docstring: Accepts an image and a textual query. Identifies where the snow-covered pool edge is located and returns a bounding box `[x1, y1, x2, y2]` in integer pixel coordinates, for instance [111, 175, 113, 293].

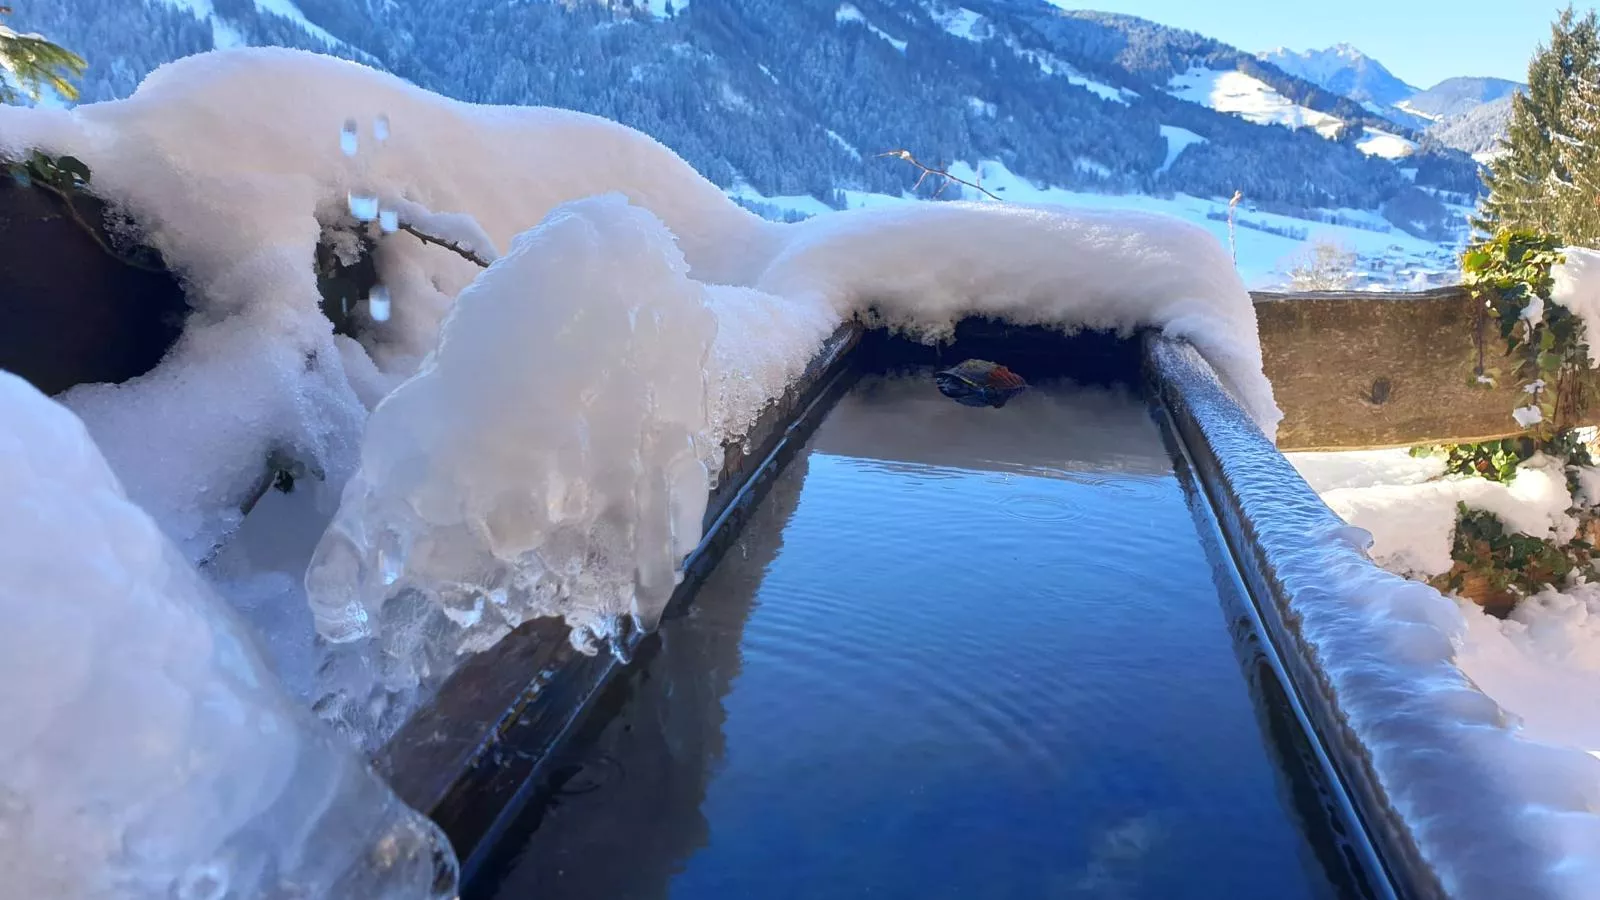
[1148, 337, 1600, 900]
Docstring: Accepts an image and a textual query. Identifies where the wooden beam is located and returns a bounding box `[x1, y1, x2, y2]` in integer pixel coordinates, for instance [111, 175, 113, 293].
[1251, 286, 1600, 451]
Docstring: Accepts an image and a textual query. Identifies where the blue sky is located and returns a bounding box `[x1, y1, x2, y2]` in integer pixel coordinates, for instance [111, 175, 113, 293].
[1048, 1, 1594, 88]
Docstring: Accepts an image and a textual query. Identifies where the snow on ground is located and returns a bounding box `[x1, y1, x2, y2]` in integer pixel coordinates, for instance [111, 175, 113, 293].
[835, 3, 907, 52]
[1394, 99, 1442, 123]
[1553, 247, 1600, 366]
[731, 156, 1461, 291]
[640, 0, 688, 18]
[1305, 452, 1576, 578]
[927, 3, 986, 41]
[1288, 446, 1600, 887]
[0, 370, 454, 900]
[1355, 126, 1417, 159]
[1168, 67, 1345, 139]
[157, 0, 342, 50]
[0, 48, 1278, 748]
[1156, 124, 1206, 174]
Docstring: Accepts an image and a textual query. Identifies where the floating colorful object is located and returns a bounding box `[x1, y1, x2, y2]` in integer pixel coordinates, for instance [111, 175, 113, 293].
[934, 359, 1028, 408]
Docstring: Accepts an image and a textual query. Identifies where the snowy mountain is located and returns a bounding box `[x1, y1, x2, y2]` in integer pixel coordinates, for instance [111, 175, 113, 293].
[1252, 45, 1524, 168]
[1399, 76, 1523, 122]
[8, 0, 1484, 281]
[1426, 95, 1515, 162]
[1258, 44, 1418, 108]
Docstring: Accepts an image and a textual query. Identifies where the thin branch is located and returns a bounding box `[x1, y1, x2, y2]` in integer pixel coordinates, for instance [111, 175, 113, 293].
[27, 176, 167, 273]
[397, 221, 492, 268]
[877, 149, 1004, 202]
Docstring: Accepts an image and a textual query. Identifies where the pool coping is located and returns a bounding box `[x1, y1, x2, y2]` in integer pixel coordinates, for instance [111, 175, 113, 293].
[1145, 334, 1449, 900]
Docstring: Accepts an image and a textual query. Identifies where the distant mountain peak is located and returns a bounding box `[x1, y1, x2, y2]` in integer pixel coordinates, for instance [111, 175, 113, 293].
[1257, 44, 1418, 108]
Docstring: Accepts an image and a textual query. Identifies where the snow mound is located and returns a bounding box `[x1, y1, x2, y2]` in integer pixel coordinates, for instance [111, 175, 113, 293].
[306, 196, 720, 740]
[0, 371, 455, 900]
[1287, 446, 1600, 892]
[0, 47, 774, 560]
[0, 47, 1280, 746]
[764, 201, 1280, 432]
[1552, 247, 1600, 367]
[1457, 584, 1600, 758]
[1320, 455, 1577, 577]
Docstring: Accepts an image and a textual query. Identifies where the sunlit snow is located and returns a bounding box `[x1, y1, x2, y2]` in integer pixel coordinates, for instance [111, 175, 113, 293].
[1168, 67, 1344, 139]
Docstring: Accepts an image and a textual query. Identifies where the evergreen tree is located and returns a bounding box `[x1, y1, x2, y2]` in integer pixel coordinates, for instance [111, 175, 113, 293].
[1477, 5, 1600, 242]
[1558, 66, 1600, 242]
[0, 5, 86, 104]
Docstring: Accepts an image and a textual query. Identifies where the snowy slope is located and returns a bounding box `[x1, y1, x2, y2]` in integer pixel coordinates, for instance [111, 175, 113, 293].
[156, 0, 346, 50]
[1168, 67, 1345, 138]
[734, 157, 1461, 291]
[1355, 127, 1417, 160]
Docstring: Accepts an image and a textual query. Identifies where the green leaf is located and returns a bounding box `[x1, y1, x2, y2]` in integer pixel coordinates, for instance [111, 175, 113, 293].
[53, 155, 90, 185]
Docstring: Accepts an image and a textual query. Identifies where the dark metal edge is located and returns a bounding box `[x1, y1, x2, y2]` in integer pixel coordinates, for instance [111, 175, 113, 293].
[1143, 333, 1447, 900]
[377, 322, 863, 880]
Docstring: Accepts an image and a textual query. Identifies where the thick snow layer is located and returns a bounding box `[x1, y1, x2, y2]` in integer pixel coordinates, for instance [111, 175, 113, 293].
[1289, 447, 1446, 492]
[1168, 67, 1345, 139]
[306, 197, 727, 742]
[765, 200, 1280, 432]
[1354, 127, 1417, 159]
[1317, 454, 1577, 578]
[1552, 247, 1600, 367]
[1457, 586, 1600, 759]
[0, 48, 1280, 746]
[0, 371, 455, 900]
[0, 48, 776, 561]
[1285, 446, 1600, 889]
[1156, 124, 1206, 174]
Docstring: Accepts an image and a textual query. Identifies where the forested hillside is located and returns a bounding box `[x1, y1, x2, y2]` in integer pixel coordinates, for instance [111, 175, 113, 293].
[11, 0, 1482, 239]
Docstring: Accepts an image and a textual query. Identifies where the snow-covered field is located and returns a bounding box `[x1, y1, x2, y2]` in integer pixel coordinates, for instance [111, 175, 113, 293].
[730, 157, 1463, 290]
[1167, 67, 1346, 139]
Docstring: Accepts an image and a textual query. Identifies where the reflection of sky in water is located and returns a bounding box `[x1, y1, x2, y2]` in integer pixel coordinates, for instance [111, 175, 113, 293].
[493, 376, 1340, 900]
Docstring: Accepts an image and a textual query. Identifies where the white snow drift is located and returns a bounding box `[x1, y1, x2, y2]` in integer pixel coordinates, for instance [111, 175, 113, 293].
[0, 48, 1276, 745]
[0, 371, 455, 900]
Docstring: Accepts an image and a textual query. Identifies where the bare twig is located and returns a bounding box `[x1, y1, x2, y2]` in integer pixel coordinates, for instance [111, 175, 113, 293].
[398, 221, 492, 269]
[28, 177, 167, 274]
[877, 149, 1004, 202]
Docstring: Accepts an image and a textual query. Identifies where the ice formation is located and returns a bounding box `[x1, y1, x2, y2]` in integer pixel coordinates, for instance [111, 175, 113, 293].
[306, 196, 721, 739]
[1, 47, 1279, 746]
[0, 372, 456, 900]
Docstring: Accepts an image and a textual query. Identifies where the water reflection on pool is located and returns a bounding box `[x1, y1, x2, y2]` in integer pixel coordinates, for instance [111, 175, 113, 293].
[490, 373, 1345, 900]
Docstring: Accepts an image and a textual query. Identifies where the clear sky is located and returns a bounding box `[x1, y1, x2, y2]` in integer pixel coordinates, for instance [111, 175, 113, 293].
[1048, 1, 1596, 88]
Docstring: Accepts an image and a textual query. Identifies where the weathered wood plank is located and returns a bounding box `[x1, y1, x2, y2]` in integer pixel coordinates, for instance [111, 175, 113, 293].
[1252, 286, 1600, 451]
